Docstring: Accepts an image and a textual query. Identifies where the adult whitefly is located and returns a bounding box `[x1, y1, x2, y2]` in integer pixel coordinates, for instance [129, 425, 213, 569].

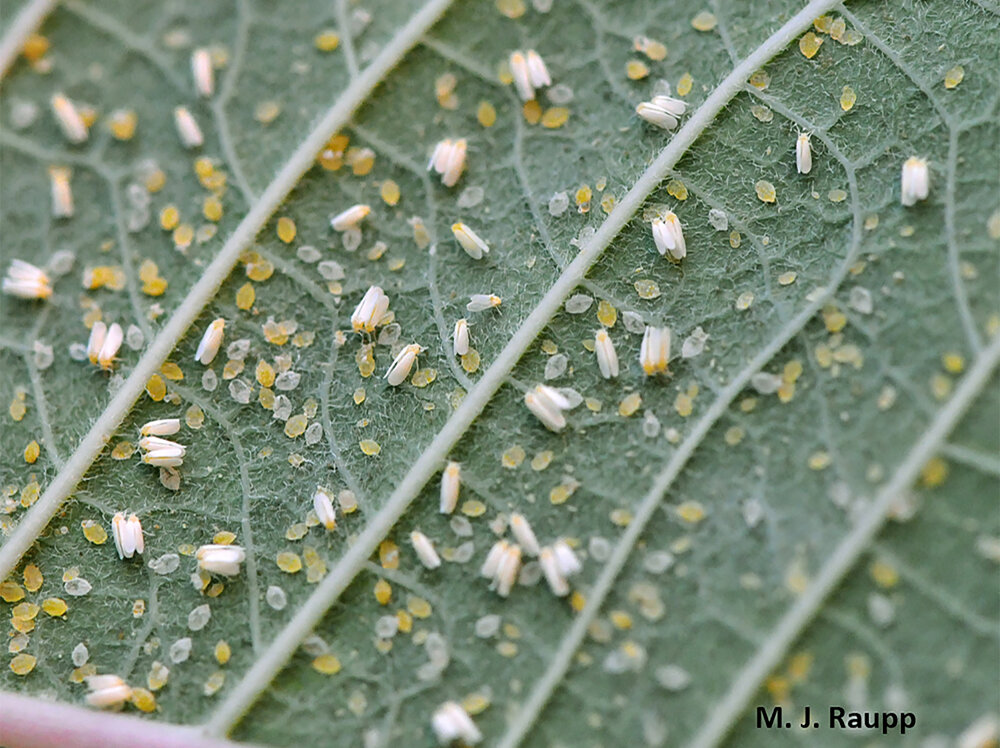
[173, 106, 203, 149]
[451, 222, 489, 259]
[195, 318, 225, 365]
[466, 293, 501, 312]
[453, 319, 470, 356]
[796, 132, 812, 174]
[594, 329, 619, 378]
[900, 157, 929, 206]
[385, 343, 422, 386]
[440, 462, 461, 514]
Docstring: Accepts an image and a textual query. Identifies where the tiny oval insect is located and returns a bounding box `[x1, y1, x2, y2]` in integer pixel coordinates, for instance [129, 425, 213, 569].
[313, 486, 337, 530]
[330, 203, 370, 231]
[480, 539, 510, 579]
[440, 461, 461, 514]
[552, 538, 582, 576]
[49, 166, 74, 218]
[466, 293, 501, 312]
[98, 323, 124, 371]
[173, 106, 204, 149]
[539, 546, 569, 596]
[451, 222, 489, 259]
[140, 418, 181, 436]
[509, 51, 533, 101]
[195, 318, 225, 365]
[509, 513, 540, 556]
[351, 285, 390, 333]
[410, 530, 441, 569]
[526, 50, 552, 88]
[384, 343, 422, 386]
[431, 701, 482, 746]
[51, 92, 88, 144]
[191, 48, 214, 97]
[85, 674, 132, 708]
[593, 329, 619, 378]
[87, 321, 107, 364]
[796, 132, 812, 174]
[494, 543, 522, 597]
[453, 319, 470, 356]
[900, 156, 929, 206]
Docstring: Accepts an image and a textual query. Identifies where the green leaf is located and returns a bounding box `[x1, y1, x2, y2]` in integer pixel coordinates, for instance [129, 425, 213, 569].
[1, 1, 997, 747]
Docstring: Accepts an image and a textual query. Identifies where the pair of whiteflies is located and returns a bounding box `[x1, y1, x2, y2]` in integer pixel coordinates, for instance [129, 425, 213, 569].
[139, 417, 186, 468]
[111, 512, 144, 560]
[84, 674, 133, 709]
[508, 49, 552, 102]
[3, 259, 53, 300]
[428, 138, 467, 187]
[409, 512, 551, 576]
[592, 323, 671, 380]
[351, 285, 390, 334]
[636, 94, 688, 131]
[86, 321, 124, 371]
[795, 133, 930, 206]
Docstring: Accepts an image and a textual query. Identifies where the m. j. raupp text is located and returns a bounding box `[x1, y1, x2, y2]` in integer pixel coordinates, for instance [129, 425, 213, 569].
[756, 705, 916, 735]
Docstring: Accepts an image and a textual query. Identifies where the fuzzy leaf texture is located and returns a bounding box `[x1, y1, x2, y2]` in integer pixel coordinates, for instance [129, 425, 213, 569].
[0, 1, 997, 747]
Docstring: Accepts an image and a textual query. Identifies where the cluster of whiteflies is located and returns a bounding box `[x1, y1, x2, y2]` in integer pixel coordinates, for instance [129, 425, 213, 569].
[138, 418, 185, 467]
[437, 464, 586, 595]
[522, 324, 671, 431]
[346, 285, 500, 388]
[480, 512, 582, 599]
[50, 47, 212, 152]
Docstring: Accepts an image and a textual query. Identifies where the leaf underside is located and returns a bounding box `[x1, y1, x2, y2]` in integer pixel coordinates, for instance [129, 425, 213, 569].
[0, 1, 997, 747]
